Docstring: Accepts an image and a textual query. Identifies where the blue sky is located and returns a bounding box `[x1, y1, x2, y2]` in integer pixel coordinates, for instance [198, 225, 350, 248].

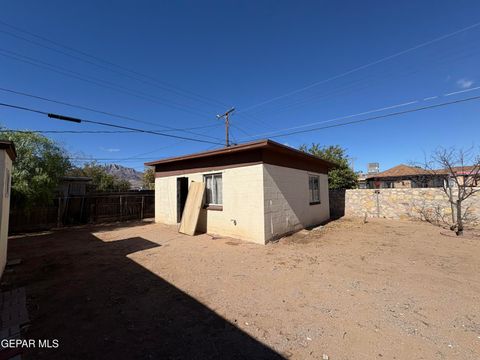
[1, 0, 480, 172]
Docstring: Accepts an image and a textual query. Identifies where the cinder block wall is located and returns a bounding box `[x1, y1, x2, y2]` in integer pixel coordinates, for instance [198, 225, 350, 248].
[263, 164, 330, 242]
[155, 163, 331, 244]
[329, 188, 480, 224]
[155, 164, 266, 244]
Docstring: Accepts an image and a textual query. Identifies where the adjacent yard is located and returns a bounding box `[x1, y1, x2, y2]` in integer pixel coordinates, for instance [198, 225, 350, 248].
[5, 218, 480, 359]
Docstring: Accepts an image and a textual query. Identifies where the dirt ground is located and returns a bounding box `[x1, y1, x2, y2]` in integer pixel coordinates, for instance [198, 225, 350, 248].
[4, 218, 480, 359]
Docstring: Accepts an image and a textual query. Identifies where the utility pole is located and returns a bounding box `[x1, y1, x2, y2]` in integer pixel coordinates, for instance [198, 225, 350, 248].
[217, 107, 235, 147]
[348, 157, 357, 171]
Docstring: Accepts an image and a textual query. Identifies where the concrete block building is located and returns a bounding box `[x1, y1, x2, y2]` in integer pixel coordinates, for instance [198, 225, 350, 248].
[145, 139, 333, 244]
[0, 141, 16, 276]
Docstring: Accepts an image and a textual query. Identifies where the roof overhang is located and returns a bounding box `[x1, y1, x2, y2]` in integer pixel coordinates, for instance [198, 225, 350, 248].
[0, 140, 17, 161]
[145, 139, 336, 177]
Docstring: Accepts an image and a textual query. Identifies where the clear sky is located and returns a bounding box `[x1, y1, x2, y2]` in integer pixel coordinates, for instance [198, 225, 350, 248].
[1, 1, 479, 172]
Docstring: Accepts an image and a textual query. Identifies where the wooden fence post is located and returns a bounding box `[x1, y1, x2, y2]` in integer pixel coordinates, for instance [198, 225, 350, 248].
[57, 197, 61, 228]
[79, 196, 85, 224]
[141, 195, 144, 219]
[119, 196, 123, 220]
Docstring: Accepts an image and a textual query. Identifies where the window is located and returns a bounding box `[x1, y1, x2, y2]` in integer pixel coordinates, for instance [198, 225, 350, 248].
[204, 173, 223, 205]
[308, 175, 320, 204]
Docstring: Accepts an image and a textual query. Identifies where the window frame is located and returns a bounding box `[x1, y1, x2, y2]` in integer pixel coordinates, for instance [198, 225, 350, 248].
[203, 172, 223, 209]
[308, 174, 321, 205]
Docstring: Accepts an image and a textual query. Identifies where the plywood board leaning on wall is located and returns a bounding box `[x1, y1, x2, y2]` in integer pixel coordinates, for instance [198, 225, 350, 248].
[179, 181, 206, 236]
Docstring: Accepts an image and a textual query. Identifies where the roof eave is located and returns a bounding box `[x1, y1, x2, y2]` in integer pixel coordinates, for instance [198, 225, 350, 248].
[0, 140, 17, 161]
[144, 139, 336, 170]
[144, 139, 269, 166]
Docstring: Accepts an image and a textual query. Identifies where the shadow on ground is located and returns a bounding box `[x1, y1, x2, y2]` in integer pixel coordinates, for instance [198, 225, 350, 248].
[6, 227, 283, 359]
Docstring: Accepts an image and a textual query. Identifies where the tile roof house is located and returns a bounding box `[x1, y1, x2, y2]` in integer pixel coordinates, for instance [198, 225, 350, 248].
[365, 164, 442, 188]
[365, 164, 479, 188]
[145, 139, 335, 244]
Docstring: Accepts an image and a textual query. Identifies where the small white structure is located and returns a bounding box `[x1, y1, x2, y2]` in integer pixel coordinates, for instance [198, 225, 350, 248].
[0, 141, 16, 276]
[145, 140, 333, 244]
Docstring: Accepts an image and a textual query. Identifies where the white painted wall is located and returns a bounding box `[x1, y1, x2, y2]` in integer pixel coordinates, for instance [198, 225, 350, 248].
[155, 164, 266, 244]
[263, 164, 330, 242]
[0, 151, 13, 276]
[154, 163, 330, 244]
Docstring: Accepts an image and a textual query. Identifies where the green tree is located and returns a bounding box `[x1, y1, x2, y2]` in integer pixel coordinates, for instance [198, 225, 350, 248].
[69, 162, 131, 192]
[143, 167, 155, 190]
[115, 178, 132, 192]
[0, 130, 72, 206]
[299, 144, 358, 189]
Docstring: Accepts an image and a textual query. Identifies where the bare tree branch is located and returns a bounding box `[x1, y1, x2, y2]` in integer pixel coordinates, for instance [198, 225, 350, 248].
[422, 146, 480, 235]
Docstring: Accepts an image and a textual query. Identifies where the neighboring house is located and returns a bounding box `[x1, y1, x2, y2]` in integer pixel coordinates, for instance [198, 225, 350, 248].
[357, 172, 367, 189]
[57, 176, 93, 197]
[357, 162, 379, 188]
[0, 141, 16, 276]
[366, 164, 443, 188]
[447, 166, 480, 187]
[365, 164, 479, 189]
[145, 139, 334, 245]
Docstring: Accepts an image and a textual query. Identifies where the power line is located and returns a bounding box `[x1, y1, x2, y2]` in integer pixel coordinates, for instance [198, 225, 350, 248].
[0, 128, 211, 163]
[244, 47, 480, 119]
[0, 128, 220, 134]
[0, 48, 216, 119]
[244, 100, 420, 139]
[259, 94, 480, 139]
[0, 28, 225, 110]
[0, 87, 224, 142]
[0, 19, 228, 109]
[0, 87, 221, 135]
[241, 85, 480, 140]
[4, 94, 479, 146]
[230, 123, 253, 138]
[239, 20, 480, 113]
[0, 102, 224, 145]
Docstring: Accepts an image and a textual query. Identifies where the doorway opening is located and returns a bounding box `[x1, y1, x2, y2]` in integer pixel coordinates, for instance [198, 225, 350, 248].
[176, 177, 189, 223]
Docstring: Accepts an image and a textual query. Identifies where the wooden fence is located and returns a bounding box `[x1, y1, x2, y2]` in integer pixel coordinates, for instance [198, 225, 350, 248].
[9, 191, 154, 234]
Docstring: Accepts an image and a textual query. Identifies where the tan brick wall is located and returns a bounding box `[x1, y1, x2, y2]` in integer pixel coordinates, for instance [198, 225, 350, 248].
[330, 188, 480, 225]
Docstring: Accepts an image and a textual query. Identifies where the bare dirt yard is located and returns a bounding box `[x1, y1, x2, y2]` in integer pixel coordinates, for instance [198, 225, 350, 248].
[4, 218, 480, 359]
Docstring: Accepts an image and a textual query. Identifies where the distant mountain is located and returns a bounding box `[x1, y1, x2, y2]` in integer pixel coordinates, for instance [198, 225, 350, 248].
[103, 164, 143, 189]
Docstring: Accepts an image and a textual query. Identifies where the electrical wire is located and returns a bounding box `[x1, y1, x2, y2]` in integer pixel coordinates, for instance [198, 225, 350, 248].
[257, 94, 480, 140]
[245, 46, 480, 119]
[241, 85, 480, 140]
[0, 87, 221, 135]
[0, 102, 224, 145]
[0, 128, 221, 134]
[0, 19, 228, 109]
[0, 48, 215, 119]
[239, 20, 480, 113]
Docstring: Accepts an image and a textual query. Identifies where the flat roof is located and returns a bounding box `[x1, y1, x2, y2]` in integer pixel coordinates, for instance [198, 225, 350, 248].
[145, 139, 335, 169]
[0, 140, 17, 161]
